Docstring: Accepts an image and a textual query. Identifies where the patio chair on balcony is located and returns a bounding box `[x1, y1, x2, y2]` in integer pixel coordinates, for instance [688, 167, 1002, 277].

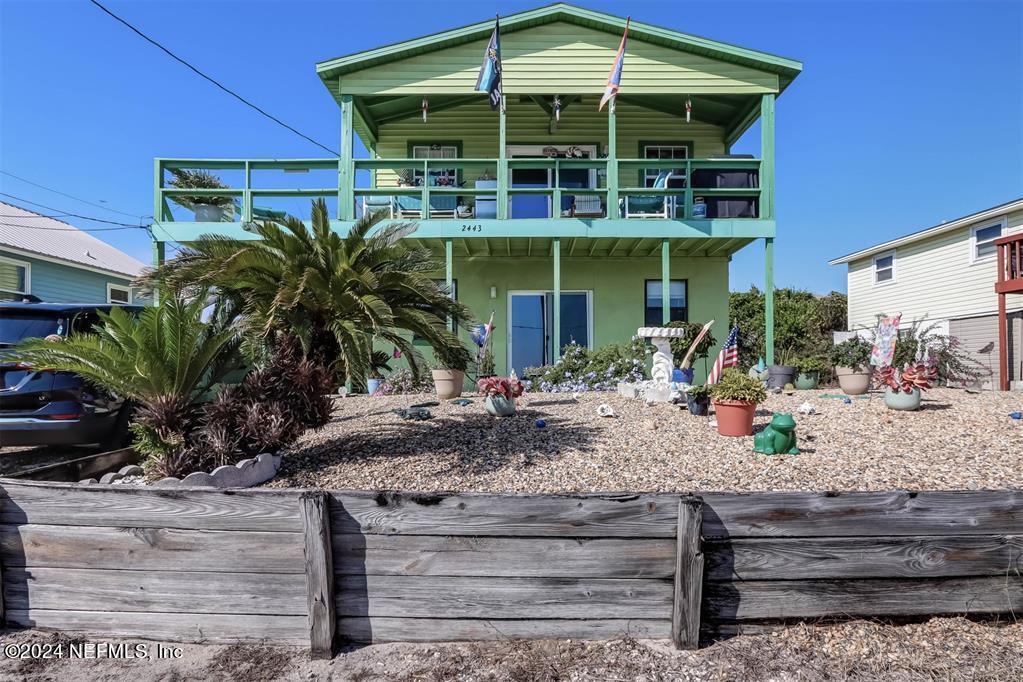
[620, 171, 675, 219]
[571, 195, 604, 218]
[393, 177, 458, 219]
[361, 195, 394, 218]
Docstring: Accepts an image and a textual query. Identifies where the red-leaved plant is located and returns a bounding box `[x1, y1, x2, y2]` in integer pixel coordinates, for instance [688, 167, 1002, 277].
[878, 361, 937, 394]
[477, 376, 525, 400]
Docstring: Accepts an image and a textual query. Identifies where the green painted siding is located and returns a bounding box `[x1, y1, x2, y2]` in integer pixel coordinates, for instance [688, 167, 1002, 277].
[0, 250, 137, 304]
[372, 97, 726, 190]
[339, 21, 778, 95]
[392, 255, 730, 383]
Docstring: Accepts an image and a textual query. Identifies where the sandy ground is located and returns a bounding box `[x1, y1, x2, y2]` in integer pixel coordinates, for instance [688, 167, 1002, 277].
[2, 617, 1020, 681]
[270, 388, 1023, 493]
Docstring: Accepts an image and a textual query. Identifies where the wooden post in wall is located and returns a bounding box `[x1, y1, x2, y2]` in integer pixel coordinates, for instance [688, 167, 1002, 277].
[671, 497, 704, 650]
[301, 491, 336, 659]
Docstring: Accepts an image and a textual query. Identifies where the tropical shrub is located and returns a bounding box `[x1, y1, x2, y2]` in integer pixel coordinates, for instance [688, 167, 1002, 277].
[526, 339, 648, 392]
[142, 198, 471, 384]
[887, 320, 982, 387]
[796, 357, 829, 375]
[708, 368, 767, 404]
[730, 287, 848, 370]
[829, 336, 872, 370]
[166, 168, 237, 212]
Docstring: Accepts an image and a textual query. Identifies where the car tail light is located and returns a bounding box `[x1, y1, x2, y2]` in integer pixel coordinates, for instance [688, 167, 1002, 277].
[46, 413, 82, 420]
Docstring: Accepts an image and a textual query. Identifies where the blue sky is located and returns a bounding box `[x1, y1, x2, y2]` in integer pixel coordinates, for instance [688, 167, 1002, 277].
[1, 0, 1020, 294]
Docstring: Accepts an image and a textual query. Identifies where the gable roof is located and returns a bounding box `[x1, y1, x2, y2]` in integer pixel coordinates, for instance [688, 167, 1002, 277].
[0, 201, 146, 278]
[316, 3, 803, 92]
[828, 198, 1023, 266]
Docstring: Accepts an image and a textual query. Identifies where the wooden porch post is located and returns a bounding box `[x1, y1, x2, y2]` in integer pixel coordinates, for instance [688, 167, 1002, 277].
[765, 237, 775, 365]
[661, 239, 671, 324]
[760, 93, 775, 220]
[498, 95, 508, 219]
[339, 94, 355, 220]
[553, 237, 561, 361]
[998, 292, 1009, 391]
[606, 99, 618, 217]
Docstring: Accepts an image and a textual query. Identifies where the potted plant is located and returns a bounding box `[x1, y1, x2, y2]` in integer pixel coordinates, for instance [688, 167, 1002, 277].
[666, 320, 716, 385]
[829, 337, 873, 395]
[794, 357, 828, 390]
[167, 168, 237, 222]
[367, 350, 391, 395]
[431, 344, 471, 400]
[766, 348, 798, 389]
[708, 368, 767, 437]
[478, 375, 525, 416]
[878, 361, 936, 411]
[684, 384, 711, 416]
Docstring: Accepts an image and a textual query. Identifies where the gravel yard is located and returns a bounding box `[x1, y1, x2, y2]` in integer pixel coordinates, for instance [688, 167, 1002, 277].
[271, 388, 1023, 492]
[3, 617, 1021, 681]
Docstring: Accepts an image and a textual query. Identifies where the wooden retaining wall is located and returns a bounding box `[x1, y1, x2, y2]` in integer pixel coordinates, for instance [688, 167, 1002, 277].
[0, 480, 1020, 654]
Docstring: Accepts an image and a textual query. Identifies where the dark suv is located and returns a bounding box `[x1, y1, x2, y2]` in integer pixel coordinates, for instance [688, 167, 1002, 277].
[0, 302, 141, 449]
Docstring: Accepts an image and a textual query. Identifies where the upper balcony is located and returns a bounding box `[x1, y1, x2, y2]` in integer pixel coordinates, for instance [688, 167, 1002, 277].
[995, 232, 1023, 295]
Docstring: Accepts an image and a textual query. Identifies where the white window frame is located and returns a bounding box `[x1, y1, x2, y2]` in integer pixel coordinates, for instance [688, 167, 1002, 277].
[969, 218, 1005, 264]
[106, 283, 132, 305]
[642, 144, 690, 187]
[0, 255, 31, 299]
[411, 144, 458, 185]
[872, 250, 896, 286]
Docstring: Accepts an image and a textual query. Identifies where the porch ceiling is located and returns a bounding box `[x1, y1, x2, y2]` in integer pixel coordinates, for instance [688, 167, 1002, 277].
[404, 235, 755, 259]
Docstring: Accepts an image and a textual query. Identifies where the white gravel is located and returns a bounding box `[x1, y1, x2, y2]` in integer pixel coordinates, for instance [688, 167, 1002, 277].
[271, 388, 1023, 493]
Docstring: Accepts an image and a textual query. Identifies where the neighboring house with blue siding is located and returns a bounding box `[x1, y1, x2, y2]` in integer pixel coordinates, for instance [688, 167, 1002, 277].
[0, 201, 145, 304]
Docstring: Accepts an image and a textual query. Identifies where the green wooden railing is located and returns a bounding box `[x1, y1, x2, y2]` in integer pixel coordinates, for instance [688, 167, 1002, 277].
[154, 156, 764, 223]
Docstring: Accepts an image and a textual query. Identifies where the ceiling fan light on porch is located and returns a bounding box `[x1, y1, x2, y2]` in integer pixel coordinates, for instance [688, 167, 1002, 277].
[422, 97, 429, 123]
[684, 96, 692, 123]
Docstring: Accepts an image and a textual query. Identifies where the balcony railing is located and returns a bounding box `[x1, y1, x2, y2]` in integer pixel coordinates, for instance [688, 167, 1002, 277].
[995, 232, 1023, 295]
[155, 156, 765, 224]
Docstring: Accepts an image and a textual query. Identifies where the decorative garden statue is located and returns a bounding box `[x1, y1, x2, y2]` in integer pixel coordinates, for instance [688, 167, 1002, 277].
[753, 413, 800, 455]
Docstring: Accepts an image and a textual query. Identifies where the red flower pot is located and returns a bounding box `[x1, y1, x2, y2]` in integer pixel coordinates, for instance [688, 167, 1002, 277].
[712, 399, 757, 437]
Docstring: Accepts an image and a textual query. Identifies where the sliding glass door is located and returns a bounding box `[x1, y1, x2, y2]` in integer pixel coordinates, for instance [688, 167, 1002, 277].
[508, 291, 591, 375]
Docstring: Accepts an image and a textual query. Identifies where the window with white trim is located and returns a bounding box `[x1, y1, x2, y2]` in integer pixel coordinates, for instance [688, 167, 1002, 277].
[107, 283, 132, 305]
[873, 251, 895, 285]
[971, 221, 1003, 262]
[642, 145, 689, 187]
[411, 145, 458, 186]
[0, 256, 30, 301]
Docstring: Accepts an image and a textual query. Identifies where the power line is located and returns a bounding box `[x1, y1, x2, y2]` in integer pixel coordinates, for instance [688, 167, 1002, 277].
[0, 220, 143, 233]
[0, 193, 149, 227]
[89, 0, 339, 157]
[0, 170, 141, 218]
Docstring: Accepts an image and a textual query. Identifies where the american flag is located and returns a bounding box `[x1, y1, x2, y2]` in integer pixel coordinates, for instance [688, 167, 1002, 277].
[598, 19, 629, 111]
[706, 326, 740, 385]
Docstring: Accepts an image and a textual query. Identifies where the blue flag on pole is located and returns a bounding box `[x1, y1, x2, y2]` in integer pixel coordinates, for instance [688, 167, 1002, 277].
[599, 18, 629, 111]
[475, 17, 503, 110]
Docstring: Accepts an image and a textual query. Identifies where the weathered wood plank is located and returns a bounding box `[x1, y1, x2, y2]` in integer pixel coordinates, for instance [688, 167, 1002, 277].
[336, 617, 671, 643]
[3, 568, 306, 615]
[7, 448, 140, 482]
[672, 499, 703, 650]
[332, 534, 675, 578]
[706, 535, 1023, 581]
[703, 576, 1023, 621]
[0, 524, 303, 573]
[301, 492, 336, 659]
[0, 480, 302, 531]
[330, 491, 692, 537]
[701, 490, 1023, 539]
[335, 575, 673, 619]
[5, 609, 308, 645]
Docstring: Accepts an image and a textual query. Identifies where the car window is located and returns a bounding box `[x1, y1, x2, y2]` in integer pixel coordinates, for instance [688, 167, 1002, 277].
[0, 313, 68, 345]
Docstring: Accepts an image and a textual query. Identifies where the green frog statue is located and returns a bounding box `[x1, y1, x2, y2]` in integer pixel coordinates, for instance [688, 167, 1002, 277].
[753, 413, 799, 455]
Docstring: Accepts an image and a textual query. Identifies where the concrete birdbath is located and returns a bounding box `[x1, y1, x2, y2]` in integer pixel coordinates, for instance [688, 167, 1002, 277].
[636, 326, 686, 402]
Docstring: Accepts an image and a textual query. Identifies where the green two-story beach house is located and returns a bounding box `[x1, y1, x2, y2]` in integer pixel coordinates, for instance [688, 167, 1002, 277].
[152, 4, 801, 379]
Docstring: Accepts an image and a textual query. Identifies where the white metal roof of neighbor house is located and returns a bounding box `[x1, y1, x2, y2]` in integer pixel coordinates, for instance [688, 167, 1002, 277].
[829, 197, 1023, 266]
[0, 201, 145, 278]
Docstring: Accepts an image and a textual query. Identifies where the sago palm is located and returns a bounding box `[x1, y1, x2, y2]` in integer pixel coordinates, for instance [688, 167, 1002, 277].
[141, 198, 471, 380]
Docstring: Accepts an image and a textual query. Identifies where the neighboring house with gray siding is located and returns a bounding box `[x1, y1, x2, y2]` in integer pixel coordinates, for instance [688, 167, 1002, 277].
[829, 198, 1023, 390]
[0, 201, 145, 304]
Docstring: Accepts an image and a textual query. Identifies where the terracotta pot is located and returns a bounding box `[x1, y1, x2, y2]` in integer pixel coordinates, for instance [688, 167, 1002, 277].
[484, 395, 516, 416]
[835, 366, 871, 395]
[883, 387, 921, 411]
[432, 369, 464, 400]
[712, 399, 757, 437]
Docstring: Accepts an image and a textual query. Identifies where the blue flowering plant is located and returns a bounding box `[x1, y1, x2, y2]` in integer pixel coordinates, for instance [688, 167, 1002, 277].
[525, 339, 649, 393]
